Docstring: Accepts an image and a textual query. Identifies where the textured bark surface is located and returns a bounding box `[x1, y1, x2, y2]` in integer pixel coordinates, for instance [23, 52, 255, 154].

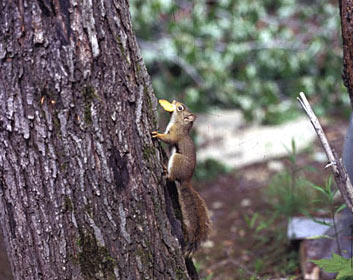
[0, 0, 191, 279]
[340, 0, 353, 107]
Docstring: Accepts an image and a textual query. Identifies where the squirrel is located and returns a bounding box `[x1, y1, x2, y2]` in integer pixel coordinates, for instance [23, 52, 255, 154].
[152, 99, 211, 256]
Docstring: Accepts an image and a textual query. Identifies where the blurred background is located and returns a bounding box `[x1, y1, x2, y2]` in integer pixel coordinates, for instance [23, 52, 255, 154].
[131, 0, 349, 123]
[130, 1, 353, 279]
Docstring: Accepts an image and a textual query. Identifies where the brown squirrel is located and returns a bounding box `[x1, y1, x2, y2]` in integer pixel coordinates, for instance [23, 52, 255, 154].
[152, 100, 211, 256]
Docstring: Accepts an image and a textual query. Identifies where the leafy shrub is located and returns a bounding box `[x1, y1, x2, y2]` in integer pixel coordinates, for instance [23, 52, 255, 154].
[130, 0, 348, 123]
[265, 140, 327, 217]
[194, 158, 230, 181]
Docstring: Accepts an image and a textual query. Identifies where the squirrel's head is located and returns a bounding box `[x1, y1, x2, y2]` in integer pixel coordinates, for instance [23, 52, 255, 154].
[159, 99, 196, 132]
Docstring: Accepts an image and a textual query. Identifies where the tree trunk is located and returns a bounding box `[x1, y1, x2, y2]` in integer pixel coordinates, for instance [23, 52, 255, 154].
[0, 1, 193, 279]
[340, 0, 353, 107]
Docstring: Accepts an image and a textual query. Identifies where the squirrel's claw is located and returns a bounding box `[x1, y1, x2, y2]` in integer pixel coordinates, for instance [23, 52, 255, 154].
[151, 131, 159, 138]
[162, 164, 168, 175]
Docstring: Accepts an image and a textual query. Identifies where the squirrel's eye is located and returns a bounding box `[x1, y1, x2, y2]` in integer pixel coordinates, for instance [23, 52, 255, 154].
[177, 105, 184, 111]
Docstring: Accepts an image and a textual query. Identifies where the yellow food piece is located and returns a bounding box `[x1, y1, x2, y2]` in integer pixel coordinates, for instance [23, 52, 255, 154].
[159, 99, 175, 112]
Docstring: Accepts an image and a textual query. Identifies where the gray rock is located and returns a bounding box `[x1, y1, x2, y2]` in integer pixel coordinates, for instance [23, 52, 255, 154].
[287, 217, 332, 240]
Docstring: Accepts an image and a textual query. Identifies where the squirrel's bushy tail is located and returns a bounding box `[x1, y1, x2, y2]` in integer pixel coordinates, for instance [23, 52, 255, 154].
[177, 182, 212, 256]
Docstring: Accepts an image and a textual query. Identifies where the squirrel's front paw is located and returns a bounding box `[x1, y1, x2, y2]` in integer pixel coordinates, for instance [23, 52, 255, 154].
[151, 131, 159, 138]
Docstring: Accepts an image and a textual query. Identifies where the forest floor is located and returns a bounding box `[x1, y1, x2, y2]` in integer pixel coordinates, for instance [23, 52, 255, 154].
[195, 117, 349, 280]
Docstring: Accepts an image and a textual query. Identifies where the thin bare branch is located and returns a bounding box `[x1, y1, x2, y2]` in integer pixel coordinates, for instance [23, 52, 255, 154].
[297, 92, 353, 213]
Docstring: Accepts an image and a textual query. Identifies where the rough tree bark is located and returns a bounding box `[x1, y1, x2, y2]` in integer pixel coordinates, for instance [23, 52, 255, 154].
[0, 1, 194, 279]
[340, 0, 353, 107]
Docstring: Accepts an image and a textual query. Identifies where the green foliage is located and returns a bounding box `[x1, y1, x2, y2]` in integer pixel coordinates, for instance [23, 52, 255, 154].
[264, 140, 349, 278]
[265, 141, 325, 217]
[306, 176, 346, 256]
[244, 212, 275, 236]
[130, 0, 348, 123]
[311, 254, 353, 279]
[242, 140, 342, 277]
[311, 176, 337, 205]
[194, 158, 230, 181]
[266, 169, 309, 217]
[266, 140, 345, 219]
[243, 211, 300, 276]
[307, 176, 346, 219]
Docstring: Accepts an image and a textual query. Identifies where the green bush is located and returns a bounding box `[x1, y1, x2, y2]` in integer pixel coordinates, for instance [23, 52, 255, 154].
[265, 140, 327, 217]
[130, 0, 348, 123]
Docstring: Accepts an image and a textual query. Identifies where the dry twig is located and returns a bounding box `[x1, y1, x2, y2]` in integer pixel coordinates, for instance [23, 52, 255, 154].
[297, 92, 353, 213]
